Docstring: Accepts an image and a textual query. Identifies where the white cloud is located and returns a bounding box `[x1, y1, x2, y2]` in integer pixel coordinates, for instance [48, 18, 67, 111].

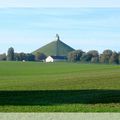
[0, 0, 120, 7]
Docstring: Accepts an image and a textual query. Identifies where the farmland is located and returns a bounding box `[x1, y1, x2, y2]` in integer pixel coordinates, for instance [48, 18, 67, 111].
[0, 61, 120, 112]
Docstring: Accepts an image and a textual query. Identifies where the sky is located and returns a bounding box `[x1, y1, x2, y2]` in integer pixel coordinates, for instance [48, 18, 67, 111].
[0, 1, 120, 53]
[0, 0, 120, 7]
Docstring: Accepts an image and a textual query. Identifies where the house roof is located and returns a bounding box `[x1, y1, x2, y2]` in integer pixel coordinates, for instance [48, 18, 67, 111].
[50, 56, 67, 60]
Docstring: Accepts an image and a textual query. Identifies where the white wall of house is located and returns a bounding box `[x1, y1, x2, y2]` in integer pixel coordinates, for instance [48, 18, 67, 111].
[45, 56, 67, 62]
[45, 56, 54, 62]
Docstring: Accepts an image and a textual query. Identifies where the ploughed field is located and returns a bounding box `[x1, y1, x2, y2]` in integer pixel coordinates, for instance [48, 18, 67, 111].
[0, 61, 120, 112]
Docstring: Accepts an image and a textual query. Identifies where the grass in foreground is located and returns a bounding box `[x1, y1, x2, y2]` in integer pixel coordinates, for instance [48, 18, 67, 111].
[0, 61, 120, 112]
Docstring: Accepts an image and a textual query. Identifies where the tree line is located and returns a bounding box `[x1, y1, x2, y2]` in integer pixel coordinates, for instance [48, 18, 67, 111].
[68, 49, 120, 64]
[0, 47, 46, 62]
[0, 47, 120, 64]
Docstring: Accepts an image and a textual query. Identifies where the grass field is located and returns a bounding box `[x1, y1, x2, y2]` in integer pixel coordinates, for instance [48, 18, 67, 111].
[0, 61, 120, 112]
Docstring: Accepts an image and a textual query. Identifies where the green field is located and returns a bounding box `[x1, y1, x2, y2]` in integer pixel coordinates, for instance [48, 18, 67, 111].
[0, 61, 120, 112]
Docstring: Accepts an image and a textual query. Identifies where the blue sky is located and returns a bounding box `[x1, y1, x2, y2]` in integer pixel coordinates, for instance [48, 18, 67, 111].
[0, 1, 120, 53]
[0, 0, 120, 7]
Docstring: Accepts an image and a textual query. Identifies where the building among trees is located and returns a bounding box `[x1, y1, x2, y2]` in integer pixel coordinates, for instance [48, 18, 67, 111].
[45, 56, 67, 62]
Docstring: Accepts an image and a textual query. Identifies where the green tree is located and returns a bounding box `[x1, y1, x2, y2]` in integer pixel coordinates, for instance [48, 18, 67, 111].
[19, 53, 26, 61]
[118, 52, 120, 64]
[14, 53, 35, 61]
[91, 57, 99, 63]
[87, 50, 99, 63]
[100, 49, 113, 64]
[87, 50, 99, 57]
[14, 53, 20, 61]
[35, 52, 46, 61]
[109, 52, 119, 64]
[68, 50, 84, 62]
[0, 53, 6, 61]
[80, 50, 99, 63]
[7, 47, 14, 61]
[80, 53, 91, 62]
[26, 53, 35, 61]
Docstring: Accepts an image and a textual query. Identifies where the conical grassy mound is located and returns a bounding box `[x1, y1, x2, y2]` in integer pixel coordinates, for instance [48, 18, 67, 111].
[33, 37, 75, 56]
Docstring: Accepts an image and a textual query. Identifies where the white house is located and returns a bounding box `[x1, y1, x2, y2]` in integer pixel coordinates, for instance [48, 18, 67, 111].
[45, 56, 54, 62]
[45, 56, 67, 63]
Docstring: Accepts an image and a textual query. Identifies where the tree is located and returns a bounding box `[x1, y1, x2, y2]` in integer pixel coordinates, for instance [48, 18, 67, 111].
[0, 53, 6, 61]
[87, 50, 99, 63]
[99, 49, 113, 64]
[91, 57, 99, 63]
[68, 51, 75, 62]
[35, 52, 46, 61]
[68, 50, 84, 62]
[118, 52, 120, 64]
[26, 53, 35, 61]
[7, 47, 14, 61]
[109, 52, 119, 64]
[14, 53, 35, 61]
[19, 53, 26, 61]
[14, 53, 20, 61]
[80, 53, 91, 62]
[80, 50, 99, 63]
[87, 50, 99, 57]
